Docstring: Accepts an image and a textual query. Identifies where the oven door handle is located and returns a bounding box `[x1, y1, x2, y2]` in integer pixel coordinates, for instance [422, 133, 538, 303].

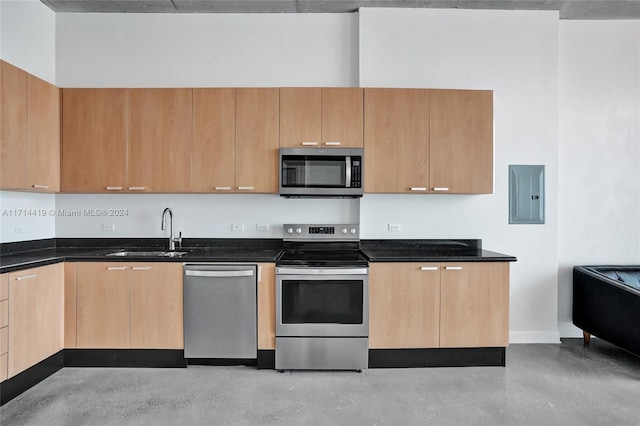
[345, 156, 352, 188]
[276, 267, 369, 275]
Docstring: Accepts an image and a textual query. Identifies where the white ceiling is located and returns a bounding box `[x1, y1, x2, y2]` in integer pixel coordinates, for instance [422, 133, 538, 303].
[40, 0, 640, 19]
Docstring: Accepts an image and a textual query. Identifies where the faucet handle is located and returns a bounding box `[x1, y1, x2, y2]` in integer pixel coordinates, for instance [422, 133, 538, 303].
[173, 231, 183, 249]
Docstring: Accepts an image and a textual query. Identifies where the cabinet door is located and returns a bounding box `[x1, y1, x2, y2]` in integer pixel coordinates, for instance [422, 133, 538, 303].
[0, 61, 28, 190]
[364, 88, 429, 193]
[8, 264, 63, 378]
[257, 263, 276, 350]
[440, 262, 509, 348]
[76, 263, 130, 348]
[128, 88, 192, 192]
[236, 88, 279, 193]
[430, 89, 493, 194]
[192, 88, 236, 192]
[130, 263, 183, 349]
[279, 88, 321, 148]
[322, 88, 363, 148]
[369, 263, 440, 349]
[27, 74, 60, 192]
[61, 88, 127, 192]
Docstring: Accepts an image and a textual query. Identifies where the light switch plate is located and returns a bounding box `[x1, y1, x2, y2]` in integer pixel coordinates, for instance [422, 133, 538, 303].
[509, 165, 545, 224]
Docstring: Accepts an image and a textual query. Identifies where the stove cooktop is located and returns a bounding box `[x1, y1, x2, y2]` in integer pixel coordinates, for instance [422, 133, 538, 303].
[277, 249, 369, 268]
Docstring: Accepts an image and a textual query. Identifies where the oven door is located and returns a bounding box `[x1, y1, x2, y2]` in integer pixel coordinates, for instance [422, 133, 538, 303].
[275, 267, 369, 337]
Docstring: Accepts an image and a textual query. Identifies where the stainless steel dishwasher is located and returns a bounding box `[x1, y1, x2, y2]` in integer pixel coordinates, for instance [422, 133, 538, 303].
[183, 264, 257, 361]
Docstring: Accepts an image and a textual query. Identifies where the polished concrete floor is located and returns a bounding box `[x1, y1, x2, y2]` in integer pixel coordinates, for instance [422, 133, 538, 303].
[2, 339, 639, 426]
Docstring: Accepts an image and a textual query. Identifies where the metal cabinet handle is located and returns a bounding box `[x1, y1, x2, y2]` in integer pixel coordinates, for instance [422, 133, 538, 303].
[301, 142, 318, 146]
[32, 184, 49, 189]
[106, 186, 123, 191]
[185, 270, 254, 278]
[128, 187, 146, 191]
[420, 266, 438, 271]
[410, 187, 427, 191]
[107, 266, 127, 271]
[131, 267, 152, 271]
[324, 142, 341, 146]
[445, 266, 463, 271]
[237, 186, 255, 191]
[15, 273, 37, 281]
[214, 186, 232, 191]
[433, 187, 450, 192]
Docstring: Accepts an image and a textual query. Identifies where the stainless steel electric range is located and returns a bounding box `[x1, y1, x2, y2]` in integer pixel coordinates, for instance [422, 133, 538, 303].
[275, 224, 369, 372]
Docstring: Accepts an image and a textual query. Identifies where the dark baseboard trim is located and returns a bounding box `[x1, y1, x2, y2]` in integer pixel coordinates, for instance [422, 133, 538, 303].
[0, 350, 64, 406]
[187, 358, 257, 366]
[257, 350, 275, 369]
[64, 349, 187, 368]
[368, 347, 506, 368]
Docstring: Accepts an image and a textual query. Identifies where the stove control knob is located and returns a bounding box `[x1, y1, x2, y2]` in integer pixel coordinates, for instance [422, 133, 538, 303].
[296, 227, 303, 234]
[286, 227, 294, 234]
[350, 228, 357, 234]
[341, 228, 348, 234]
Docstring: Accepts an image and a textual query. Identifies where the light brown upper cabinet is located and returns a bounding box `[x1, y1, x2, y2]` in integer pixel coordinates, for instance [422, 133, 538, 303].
[364, 88, 429, 193]
[430, 89, 493, 194]
[0, 61, 60, 192]
[192, 88, 236, 192]
[235, 88, 279, 193]
[61, 88, 128, 192]
[128, 88, 192, 192]
[364, 88, 493, 195]
[0, 61, 28, 190]
[280, 88, 363, 148]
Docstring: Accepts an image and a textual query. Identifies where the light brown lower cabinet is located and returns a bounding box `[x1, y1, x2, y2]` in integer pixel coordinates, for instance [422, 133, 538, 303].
[0, 273, 8, 382]
[6, 264, 63, 379]
[73, 262, 184, 350]
[369, 262, 509, 349]
[369, 263, 440, 349]
[257, 263, 276, 350]
[130, 263, 183, 349]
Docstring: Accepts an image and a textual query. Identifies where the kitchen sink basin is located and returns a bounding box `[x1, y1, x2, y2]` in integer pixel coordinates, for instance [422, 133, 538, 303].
[105, 250, 187, 257]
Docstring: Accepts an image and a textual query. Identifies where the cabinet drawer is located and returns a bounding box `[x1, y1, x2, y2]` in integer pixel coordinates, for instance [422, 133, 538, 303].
[0, 300, 7, 328]
[0, 352, 7, 382]
[0, 326, 7, 355]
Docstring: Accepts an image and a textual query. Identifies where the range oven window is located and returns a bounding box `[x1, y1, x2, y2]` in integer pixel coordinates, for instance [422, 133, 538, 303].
[281, 279, 364, 324]
[282, 156, 346, 188]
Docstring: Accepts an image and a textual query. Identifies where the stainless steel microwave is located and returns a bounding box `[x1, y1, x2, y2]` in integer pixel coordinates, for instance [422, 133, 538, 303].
[279, 148, 364, 197]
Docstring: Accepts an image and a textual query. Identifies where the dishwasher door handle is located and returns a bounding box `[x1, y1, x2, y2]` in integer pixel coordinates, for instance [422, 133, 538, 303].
[185, 270, 254, 278]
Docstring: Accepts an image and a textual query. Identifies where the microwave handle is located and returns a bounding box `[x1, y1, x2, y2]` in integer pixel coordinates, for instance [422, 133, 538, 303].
[345, 156, 352, 188]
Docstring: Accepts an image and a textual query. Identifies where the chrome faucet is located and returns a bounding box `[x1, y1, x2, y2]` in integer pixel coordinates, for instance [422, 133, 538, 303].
[161, 207, 182, 251]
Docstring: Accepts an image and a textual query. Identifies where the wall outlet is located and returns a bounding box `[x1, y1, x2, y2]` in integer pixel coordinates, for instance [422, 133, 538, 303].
[231, 224, 245, 231]
[13, 226, 24, 234]
[388, 224, 402, 231]
[102, 224, 116, 231]
[256, 224, 269, 231]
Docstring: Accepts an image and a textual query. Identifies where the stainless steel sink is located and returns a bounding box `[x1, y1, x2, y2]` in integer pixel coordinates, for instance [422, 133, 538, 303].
[105, 251, 187, 257]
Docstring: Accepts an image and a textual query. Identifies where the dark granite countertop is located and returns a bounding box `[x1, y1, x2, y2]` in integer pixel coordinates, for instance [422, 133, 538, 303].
[0, 238, 283, 274]
[1, 238, 516, 274]
[360, 239, 517, 263]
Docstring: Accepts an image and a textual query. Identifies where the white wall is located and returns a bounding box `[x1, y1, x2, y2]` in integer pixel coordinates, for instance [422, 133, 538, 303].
[0, 0, 56, 83]
[56, 12, 359, 87]
[55, 194, 359, 238]
[0, 191, 56, 243]
[0, 0, 57, 244]
[557, 21, 640, 336]
[359, 8, 561, 343]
